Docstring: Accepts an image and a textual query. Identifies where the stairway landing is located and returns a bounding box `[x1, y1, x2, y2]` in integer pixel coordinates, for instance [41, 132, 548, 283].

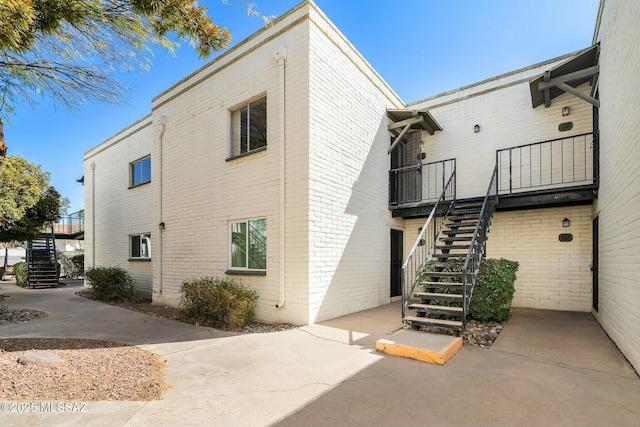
[376, 329, 462, 365]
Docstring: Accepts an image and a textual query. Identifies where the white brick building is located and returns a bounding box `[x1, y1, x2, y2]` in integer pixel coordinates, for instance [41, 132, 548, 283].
[85, 1, 640, 372]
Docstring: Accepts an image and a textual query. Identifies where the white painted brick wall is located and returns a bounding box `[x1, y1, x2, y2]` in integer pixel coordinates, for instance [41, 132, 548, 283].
[84, 117, 154, 296]
[305, 6, 404, 323]
[592, 0, 640, 373]
[82, 2, 408, 326]
[487, 206, 592, 312]
[150, 16, 312, 325]
[412, 66, 593, 199]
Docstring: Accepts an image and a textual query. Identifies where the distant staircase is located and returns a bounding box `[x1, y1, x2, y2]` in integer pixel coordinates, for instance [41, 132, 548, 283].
[26, 232, 59, 288]
[402, 165, 498, 333]
[1, 264, 13, 281]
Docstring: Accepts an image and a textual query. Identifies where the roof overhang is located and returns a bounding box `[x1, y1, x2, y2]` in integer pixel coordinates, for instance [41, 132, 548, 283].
[530, 44, 600, 108]
[387, 109, 442, 154]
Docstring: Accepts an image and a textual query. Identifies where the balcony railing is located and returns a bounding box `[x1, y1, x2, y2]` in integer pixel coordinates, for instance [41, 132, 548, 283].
[496, 132, 596, 195]
[390, 158, 456, 207]
[52, 210, 85, 237]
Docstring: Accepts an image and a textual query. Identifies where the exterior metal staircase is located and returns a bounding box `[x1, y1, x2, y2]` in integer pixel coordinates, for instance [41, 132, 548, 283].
[26, 231, 59, 288]
[402, 164, 498, 333]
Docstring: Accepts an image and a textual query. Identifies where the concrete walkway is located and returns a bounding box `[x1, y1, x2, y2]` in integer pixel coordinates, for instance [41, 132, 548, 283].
[1, 281, 639, 426]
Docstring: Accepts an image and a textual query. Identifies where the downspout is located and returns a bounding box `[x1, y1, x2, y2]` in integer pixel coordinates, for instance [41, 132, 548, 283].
[275, 47, 287, 308]
[158, 115, 167, 294]
[90, 162, 96, 268]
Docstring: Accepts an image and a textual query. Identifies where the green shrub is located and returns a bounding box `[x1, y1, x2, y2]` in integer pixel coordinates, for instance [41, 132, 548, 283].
[13, 262, 28, 287]
[469, 258, 519, 322]
[59, 252, 84, 279]
[180, 277, 258, 330]
[85, 266, 138, 302]
[72, 254, 85, 277]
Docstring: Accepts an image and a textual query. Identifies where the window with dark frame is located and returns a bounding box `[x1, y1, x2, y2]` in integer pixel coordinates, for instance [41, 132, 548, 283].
[231, 97, 267, 157]
[130, 156, 151, 187]
[130, 233, 151, 259]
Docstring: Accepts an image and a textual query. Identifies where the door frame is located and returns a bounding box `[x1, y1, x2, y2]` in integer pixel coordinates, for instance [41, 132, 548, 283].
[390, 229, 403, 298]
[592, 216, 599, 312]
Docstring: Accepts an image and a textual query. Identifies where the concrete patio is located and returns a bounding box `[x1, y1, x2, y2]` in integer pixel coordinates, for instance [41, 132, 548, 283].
[0, 281, 638, 426]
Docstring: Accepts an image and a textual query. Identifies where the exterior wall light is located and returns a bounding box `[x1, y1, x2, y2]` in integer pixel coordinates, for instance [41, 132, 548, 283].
[159, 222, 166, 231]
[474, 124, 480, 133]
[562, 218, 570, 228]
[562, 106, 570, 116]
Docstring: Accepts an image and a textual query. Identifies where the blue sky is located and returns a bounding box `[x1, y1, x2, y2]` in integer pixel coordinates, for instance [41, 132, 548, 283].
[4, 0, 599, 213]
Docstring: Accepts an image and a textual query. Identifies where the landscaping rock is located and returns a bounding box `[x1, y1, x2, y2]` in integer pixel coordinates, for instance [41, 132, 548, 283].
[0, 309, 48, 325]
[18, 350, 62, 365]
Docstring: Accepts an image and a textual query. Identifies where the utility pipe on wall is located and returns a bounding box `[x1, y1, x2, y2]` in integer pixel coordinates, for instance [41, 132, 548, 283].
[158, 115, 167, 295]
[90, 162, 96, 268]
[275, 47, 287, 309]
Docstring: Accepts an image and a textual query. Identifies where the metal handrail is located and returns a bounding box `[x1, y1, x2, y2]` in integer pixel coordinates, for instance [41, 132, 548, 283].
[401, 163, 456, 319]
[2, 248, 7, 281]
[52, 227, 59, 278]
[461, 163, 499, 324]
[496, 132, 595, 194]
[51, 210, 84, 236]
[390, 158, 456, 207]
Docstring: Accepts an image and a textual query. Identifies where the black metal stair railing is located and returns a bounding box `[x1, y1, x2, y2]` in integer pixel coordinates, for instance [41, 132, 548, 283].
[26, 226, 59, 287]
[461, 164, 498, 324]
[401, 163, 456, 319]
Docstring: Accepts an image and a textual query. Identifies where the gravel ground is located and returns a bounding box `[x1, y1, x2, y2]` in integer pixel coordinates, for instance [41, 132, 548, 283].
[0, 337, 164, 401]
[0, 306, 164, 402]
[417, 319, 507, 348]
[0, 308, 48, 325]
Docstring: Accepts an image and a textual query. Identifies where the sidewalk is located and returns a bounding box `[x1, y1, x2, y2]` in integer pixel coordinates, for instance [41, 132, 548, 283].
[1, 282, 639, 426]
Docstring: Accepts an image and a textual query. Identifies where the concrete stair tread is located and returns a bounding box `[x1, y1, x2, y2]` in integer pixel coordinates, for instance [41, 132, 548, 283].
[440, 236, 474, 242]
[436, 244, 470, 250]
[426, 262, 463, 269]
[403, 316, 463, 329]
[413, 292, 463, 301]
[408, 303, 463, 313]
[418, 282, 463, 289]
[421, 271, 463, 277]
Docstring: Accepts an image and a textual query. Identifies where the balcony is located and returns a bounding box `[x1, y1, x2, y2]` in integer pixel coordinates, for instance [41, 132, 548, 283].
[496, 132, 598, 209]
[389, 159, 455, 218]
[52, 210, 85, 239]
[389, 133, 598, 217]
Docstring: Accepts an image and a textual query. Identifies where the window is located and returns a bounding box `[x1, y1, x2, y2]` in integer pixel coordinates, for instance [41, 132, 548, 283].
[130, 156, 151, 187]
[230, 218, 266, 271]
[130, 234, 151, 259]
[231, 96, 267, 157]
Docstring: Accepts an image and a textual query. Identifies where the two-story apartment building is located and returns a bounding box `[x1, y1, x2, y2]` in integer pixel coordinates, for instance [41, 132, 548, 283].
[85, 0, 640, 372]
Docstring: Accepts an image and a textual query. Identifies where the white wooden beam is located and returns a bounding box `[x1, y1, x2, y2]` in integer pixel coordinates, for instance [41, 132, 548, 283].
[388, 123, 412, 154]
[388, 115, 424, 131]
[556, 82, 601, 107]
[538, 65, 600, 91]
[542, 70, 551, 108]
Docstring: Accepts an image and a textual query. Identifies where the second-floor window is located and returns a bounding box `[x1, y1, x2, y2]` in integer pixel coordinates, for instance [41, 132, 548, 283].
[130, 156, 151, 187]
[231, 96, 267, 157]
